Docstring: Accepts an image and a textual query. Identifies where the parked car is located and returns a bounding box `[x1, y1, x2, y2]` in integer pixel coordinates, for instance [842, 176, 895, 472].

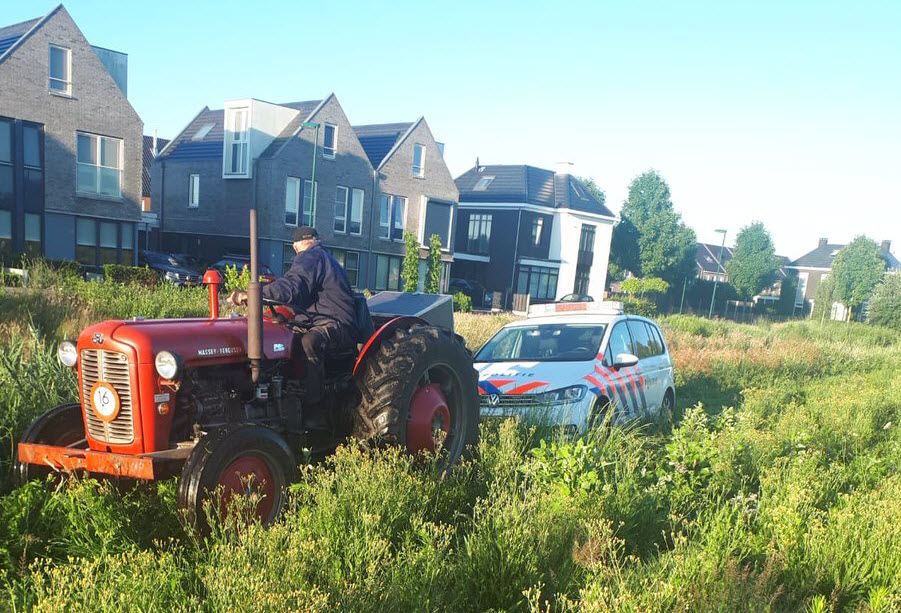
[138, 250, 202, 287]
[209, 256, 276, 286]
[449, 277, 491, 308]
[474, 300, 675, 433]
[559, 293, 594, 302]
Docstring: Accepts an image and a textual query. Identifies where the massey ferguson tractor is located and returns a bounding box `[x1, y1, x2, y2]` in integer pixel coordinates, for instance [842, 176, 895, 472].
[16, 210, 478, 529]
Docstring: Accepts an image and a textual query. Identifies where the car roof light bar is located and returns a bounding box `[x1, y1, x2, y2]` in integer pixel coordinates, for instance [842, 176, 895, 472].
[527, 301, 624, 318]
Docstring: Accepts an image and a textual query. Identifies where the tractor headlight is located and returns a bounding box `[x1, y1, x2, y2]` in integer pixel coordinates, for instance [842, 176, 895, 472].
[57, 341, 78, 367]
[537, 385, 586, 405]
[154, 351, 181, 379]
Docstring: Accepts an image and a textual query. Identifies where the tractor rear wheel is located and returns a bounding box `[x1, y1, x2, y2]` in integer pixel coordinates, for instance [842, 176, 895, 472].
[177, 425, 297, 533]
[17, 403, 86, 484]
[352, 324, 479, 468]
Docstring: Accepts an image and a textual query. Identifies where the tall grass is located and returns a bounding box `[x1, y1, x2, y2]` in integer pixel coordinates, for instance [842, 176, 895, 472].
[0, 271, 899, 610]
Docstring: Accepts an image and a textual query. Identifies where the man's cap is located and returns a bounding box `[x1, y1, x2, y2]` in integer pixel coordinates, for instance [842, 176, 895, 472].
[293, 226, 318, 242]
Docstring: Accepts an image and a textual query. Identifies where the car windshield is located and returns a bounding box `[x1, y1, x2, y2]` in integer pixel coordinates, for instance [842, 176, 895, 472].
[476, 323, 606, 362]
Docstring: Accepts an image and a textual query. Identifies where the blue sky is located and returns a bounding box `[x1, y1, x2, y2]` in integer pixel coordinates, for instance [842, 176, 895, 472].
[8, 1, 900, 259]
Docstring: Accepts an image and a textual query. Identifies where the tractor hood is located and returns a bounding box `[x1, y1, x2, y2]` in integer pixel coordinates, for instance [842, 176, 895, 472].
[78, 318, 294, 365]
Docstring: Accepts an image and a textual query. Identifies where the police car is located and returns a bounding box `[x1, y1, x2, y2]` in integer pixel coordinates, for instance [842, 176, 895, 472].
[474, 301, 675, 432]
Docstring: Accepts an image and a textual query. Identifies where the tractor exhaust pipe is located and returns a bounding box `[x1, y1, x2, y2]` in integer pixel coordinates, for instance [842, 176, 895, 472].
[247, 209, 263, 383]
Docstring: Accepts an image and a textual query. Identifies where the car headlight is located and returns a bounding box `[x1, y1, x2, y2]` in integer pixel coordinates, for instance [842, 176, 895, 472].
[537, 384, 587, 405]
[154, 351, 181, 379]
[165, 271, 178, 280]
[57, 341, 78, 367]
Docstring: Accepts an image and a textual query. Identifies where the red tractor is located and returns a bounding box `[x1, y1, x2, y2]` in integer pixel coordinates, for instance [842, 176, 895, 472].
[17, 211, 478, 528]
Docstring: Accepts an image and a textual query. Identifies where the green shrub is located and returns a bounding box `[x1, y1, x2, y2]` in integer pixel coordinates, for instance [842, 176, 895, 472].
[453, 291, 472, 313]
[867, 274, 901, 330]
[102, 264, 158, 287]
[223, 264, 249, 293]
[621, 296, 657, 317]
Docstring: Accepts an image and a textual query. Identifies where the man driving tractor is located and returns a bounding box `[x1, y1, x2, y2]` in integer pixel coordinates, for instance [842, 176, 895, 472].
[228, 226, 358, 409]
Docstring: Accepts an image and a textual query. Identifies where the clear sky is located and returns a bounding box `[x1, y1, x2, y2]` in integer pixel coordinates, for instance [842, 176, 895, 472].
[7, 1, 900, 260]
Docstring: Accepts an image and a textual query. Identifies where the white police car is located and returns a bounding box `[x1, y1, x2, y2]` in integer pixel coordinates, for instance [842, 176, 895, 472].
[474, 301, 675, 432]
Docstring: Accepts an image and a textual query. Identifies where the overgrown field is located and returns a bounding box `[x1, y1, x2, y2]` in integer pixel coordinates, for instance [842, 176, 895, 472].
[0, 267, 899, 612]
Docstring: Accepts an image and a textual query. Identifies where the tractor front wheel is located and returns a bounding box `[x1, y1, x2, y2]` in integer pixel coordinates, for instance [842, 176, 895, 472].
[353, 324, 479, 468]
[17, 403, 87, 484]
[177, 425, 297, 533]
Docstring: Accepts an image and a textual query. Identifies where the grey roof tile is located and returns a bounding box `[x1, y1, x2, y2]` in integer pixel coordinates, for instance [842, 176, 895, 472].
[696, 242, 734, 274]
[0, 17, 40, 59]
[789, 243, 846, 269]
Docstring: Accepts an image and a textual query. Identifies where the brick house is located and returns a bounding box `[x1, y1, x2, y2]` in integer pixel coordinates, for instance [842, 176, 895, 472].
[787, 238, 900, 314]
[451, 163, 616, 306]
[0, 5, 143, 267]
[153, 95, 457, 290]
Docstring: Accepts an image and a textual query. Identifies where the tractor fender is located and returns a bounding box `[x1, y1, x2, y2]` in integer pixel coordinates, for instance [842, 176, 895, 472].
[352, 316, 428, 378]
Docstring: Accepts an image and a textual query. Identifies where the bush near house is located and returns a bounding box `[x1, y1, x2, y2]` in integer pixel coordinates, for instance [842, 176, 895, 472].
[102, 264, 158, 287]
[867, 274, 901, 330]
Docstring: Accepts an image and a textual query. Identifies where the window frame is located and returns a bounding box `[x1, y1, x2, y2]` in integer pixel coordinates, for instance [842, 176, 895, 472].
[302, 179, 318, 226]
[374, 253, 404, 291]
[48, 44, 71, 95]
[412, 143, 425, 178]
[322, 123, 337, 159]
[473, 175, 494, 191]
[466, 213, 492, 255]
[349, 188, 364, 236]
[379, 194, 406, 242]
[284, 176, 300, 226]
[188, 174, 200, 208]
[76, 132, 123, 199]
[334, 185, 349, 234]
[531, 217, 544, 246]
[224, 107, 249, 176]
[604, 321, 635, 366]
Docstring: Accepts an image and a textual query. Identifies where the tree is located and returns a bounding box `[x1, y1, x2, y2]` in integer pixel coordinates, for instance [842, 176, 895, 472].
[614, 170, 696, 287]
[402, 231, 420, 292]
[830, 236, 885, 321]
[577, 176, 606, 208]
[620, 276, 669, 299]
[425, 234, 442, 293]
[867, 274, 901, 330]
[726, 222, 780, 301]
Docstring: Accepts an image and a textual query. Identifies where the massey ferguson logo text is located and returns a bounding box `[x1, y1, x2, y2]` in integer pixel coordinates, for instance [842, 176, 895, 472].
[196, 346, 242, 357]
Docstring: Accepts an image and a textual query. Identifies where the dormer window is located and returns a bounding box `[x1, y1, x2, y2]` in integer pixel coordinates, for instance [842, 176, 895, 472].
[192, 123, 214, 141]
[323, 123, 336, 158]
[412, 143, 425, 177]
[474, 176, 494, 191]
[224, 107, 249, 176]
[49, 45, 71, 95]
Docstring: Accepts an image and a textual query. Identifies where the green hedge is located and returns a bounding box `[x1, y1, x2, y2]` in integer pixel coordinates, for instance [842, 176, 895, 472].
[453, 291, 472, 313]
[621, 296, 657, 317]
[102, 264, 158, 287]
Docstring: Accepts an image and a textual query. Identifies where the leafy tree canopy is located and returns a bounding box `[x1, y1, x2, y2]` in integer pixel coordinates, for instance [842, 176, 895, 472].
[831, 236, 885, 312]
[577, 176, 606, 207]
[726, 222, 780, 301]
[614, 170, 696, 286]
[402, 231, 420, 292]
[867, 274, 901, 330]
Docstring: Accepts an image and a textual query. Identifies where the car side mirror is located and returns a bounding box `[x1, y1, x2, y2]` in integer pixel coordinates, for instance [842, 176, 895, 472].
[613, 353, 639, 369]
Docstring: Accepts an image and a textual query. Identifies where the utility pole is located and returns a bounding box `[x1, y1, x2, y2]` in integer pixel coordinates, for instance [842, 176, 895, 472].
[708, 229, 727, 318]
[302, 122, 320, 225]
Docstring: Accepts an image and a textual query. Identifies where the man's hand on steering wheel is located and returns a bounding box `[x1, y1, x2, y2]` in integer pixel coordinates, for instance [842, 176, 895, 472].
[228, 290, 248, 306]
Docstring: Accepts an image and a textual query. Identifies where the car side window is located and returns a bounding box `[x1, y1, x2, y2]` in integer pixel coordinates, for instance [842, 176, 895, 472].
[626, 320, 653, 359]
[644, 322, 662, 356]
[605, 322, 634, 365]
[651, 324, 668, 356]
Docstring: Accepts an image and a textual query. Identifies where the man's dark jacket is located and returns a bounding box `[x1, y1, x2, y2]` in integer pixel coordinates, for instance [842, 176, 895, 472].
[261, 244, 357, 331]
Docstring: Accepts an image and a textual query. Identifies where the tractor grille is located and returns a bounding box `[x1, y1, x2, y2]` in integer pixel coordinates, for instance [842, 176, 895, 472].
[480, 393, 539, 410]
[80, 349, 135, 445]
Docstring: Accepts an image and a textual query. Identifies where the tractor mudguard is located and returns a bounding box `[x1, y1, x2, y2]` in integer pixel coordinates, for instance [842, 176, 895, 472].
[352, 316, 427, 378]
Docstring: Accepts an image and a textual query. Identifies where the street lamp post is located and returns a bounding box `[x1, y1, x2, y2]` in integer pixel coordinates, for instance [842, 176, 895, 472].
[708, 229, 727, 318]
[302, 121, 320, 225]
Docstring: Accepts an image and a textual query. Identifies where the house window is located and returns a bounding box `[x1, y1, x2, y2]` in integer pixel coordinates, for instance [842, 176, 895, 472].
[225, 107, 249, 175]
[473, 176, 494, 191]
[188, 174, 200, 208]
[379, 195, 406, 241]
[283, 243, 295, 273]
[349, 188, 364, 235]
[49, 45, 71, 95]
[574, 268, 590, 295]
[120, 223, 133, 263]
[0, 209, 11, 262]
[99, 221, 119, 265]
[323, 123, 336, 159]
[192, 123, 214, 141]
[412, 143, 425, 178]
[530, 217, 544, 246]
[0, 119, 11, 164]
[24, 213, 41, 258]
[0, 120, 12, 213]
[423, 199, 452, 249]
[76, 132, 122, 198]
[574, 224, 595, 294]
[334, 186, 349, 233]
[285, 177, 300, 226]
[75, 218, 96, 265]
[374, 254, 403, 291]
[516, 264, 558, 300]
[466, 213, 492, 255]
[302, 180, 317, 226]
[329, 248, 360, 287]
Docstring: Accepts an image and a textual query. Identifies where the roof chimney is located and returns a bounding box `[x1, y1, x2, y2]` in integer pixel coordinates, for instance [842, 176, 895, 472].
[818, 237, 828, 249]
[555, 161, 574, 176]
[882, 240, 891, 253]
